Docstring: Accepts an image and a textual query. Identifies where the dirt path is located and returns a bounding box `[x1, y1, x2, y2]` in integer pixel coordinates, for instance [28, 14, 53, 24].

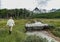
[26, 30, 59, 42]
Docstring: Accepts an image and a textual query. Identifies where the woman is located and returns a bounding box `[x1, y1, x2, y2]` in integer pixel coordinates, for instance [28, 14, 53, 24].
[7, 17, 15, 34]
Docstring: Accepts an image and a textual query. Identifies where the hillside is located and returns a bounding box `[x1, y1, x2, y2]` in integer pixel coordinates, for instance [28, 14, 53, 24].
[32, 11, 60, 18]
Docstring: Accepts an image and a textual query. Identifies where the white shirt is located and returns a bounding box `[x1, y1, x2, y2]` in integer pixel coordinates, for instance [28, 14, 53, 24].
[7, 19, 15, 27]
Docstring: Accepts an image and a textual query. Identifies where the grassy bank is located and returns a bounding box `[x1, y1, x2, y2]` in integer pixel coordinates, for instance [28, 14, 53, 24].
[0, 19, 27, 42]
[40, 19, 60, 38]
[0, 19, 60, 42]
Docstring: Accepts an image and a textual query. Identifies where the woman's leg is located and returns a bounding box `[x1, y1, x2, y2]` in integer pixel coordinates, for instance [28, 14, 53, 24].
[9, 26, 13, 34]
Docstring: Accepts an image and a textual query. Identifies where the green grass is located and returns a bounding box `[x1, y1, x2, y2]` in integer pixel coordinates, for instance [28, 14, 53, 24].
[39, 19, 60, 38]
[0, 19, 60, 42]
[0, 19, 27, 42]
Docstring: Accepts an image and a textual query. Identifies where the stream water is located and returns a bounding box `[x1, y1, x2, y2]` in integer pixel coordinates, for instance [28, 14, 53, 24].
[26, 31, 58, 42]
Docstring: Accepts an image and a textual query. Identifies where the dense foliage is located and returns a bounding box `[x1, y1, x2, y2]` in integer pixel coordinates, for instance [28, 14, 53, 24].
[0, 9, 60, 19]
[0, 9, 33, 19]
[32, 11, 60, 18]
